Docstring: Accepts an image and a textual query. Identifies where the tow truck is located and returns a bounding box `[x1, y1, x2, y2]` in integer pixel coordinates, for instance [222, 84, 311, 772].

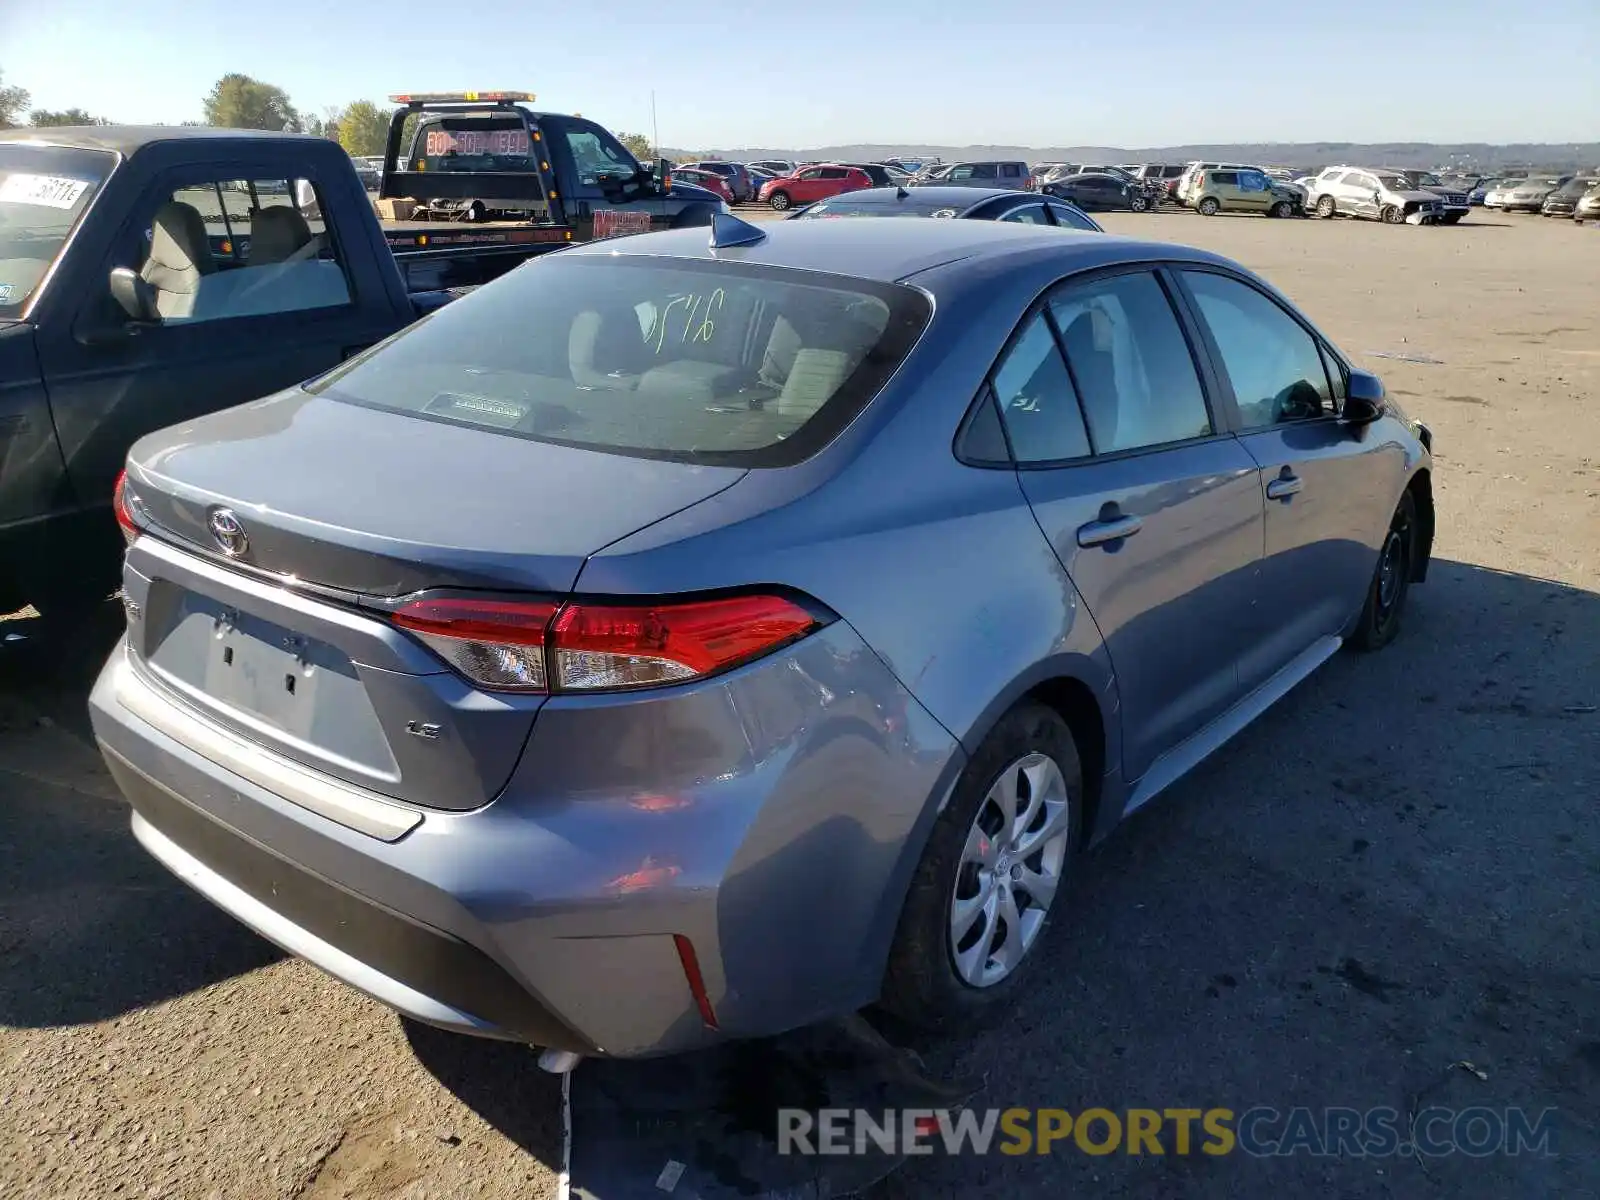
[0, 106, 725, 622]
[379, 91, 725, 242]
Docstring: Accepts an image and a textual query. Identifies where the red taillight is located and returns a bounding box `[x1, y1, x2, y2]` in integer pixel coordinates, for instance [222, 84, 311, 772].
[392, 596, 559, 692]
[549, 594, 817, 691]
[389, 592, 820, 694]
[112, 469, 138, 545]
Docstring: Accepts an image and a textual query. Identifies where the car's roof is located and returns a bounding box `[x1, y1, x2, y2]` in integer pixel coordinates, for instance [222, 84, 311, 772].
[565, 216, 1202, 283]
[855, 185, 1026, 206]
[0, 124, 319, 155]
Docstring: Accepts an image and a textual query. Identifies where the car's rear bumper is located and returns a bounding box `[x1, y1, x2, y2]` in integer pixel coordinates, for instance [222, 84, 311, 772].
[90, 619, 961, 1058]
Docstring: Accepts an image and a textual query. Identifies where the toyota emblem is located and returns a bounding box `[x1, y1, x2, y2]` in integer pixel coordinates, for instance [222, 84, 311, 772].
[208, 507, 248, 557]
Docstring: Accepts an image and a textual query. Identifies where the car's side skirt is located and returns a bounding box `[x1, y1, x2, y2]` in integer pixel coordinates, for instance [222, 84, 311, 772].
[1122, 634, 1342, 817]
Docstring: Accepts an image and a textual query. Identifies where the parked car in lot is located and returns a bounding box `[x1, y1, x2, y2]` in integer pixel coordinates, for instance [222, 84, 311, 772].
[1188, 168, 1303, 218]
[759, 164, 874, 210]
[1388, 170, 1470, 223]
[1305, 167, 1447, 224]
[837, 162, 899, 188]
[1495, 175, 1571, 213]
[913, 160, 1033, 190]
[789, 185, 1103, 230]
[676, 161, 755, 204]
[747, 159, 795, 177]
[1042, 171, 1154, 212]
[93, 216, 1434, 1062]
[1481, 178, 1528, 209]
[1571, 182, 1600, 223]
[1131, 163, 1186, 199]
[1540, 175, 1599, 217]
[1176, 161, 1261, 206]
[670, 167, 736, 204]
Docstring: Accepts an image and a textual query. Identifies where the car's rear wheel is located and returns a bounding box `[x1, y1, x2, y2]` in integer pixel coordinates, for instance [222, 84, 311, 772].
[880, 704, 1082, 1029]
[1349, 489, 1417, 652]
[769, 191, 791, 211]
[1197, 197, 1220, 216]
[1316, 195, 1337, 218]
[1270, 200, 1294, 219]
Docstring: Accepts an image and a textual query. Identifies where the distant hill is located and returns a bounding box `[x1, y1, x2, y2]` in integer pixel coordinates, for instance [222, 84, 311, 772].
[666, 141, 1600, 173]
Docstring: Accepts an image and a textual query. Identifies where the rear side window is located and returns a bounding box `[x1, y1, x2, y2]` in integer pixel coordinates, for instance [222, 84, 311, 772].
[1001, 164, 1024, 178]
[971, 164, 998, 180]
[1211, 171, 1238, 186]
[990, 311, 1091, 463]
[310, 255, 931, 467]
[1047, 272, 1212, 453]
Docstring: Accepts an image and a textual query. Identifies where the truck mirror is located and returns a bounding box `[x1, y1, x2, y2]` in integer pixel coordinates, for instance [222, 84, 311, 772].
[109, 267, 159, 324]
[658, 158, 673, 192]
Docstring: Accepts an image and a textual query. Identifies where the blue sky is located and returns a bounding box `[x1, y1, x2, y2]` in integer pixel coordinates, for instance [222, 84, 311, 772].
[5, 0, 1596, 148]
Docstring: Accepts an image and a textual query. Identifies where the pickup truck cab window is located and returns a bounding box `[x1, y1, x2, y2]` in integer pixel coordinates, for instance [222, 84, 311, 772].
[0, 144, 115, 317]
[132, 175, 352, 323]
[560, 126, 640, 187]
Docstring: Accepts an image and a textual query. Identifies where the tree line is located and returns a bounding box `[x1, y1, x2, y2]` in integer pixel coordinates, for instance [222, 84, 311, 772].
[1, 68, 659, 163]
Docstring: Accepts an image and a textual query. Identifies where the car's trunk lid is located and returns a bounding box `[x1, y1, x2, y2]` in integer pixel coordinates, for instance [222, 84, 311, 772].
[119, 388, 744, 814]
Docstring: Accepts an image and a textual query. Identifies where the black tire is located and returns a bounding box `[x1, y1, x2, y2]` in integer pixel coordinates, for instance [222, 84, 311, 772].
[880, 703, 1083, 1030]
[1348, 489, 1418, 652]
[1381, 205, 1403, 224]
[1197, 196, 1220, 216]
[462, 200, 485, 223]
[768, 190, 791, 211]
[1316, 194, 1337, 219]
[1443, 212, 1464, 225]
[1129, 193, 1150, 213]
[1270, 200, 1294, 219]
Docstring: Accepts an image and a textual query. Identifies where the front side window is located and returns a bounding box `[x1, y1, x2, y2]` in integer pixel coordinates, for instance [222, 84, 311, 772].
[0, 144, 115, 316]
[998, 204, 1049, 224]
[130, 176, 351, 324]
[1181, 270, 1334, 427]
[1047, 272, 1211, 453]
[990, 310, 1090, 464]
[309, 255, 931, 467]
[946, 166, 974, 181]
[1239, 172, 1269, 192]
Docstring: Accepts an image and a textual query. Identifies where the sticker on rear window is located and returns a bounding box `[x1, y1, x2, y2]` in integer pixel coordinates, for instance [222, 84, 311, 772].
[0, 173, 92, 209]
[0, 284, 13, 304]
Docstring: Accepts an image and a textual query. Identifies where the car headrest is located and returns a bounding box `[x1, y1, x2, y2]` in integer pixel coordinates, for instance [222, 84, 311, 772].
[142, 201, 216, 293]
[249, 205, 313, 265]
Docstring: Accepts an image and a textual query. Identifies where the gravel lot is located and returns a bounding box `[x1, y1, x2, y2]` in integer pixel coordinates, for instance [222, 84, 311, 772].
[2, 209, 1596, 1199]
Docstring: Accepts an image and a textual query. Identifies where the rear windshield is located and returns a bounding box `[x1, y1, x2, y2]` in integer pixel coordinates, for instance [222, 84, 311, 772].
[0, 144, 115, 316]
[310, 254, 931, 467]
[411, 117, 536, 172]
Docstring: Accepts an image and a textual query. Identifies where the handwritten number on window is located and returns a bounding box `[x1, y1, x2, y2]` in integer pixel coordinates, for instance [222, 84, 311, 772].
[651, 289, 725, 354]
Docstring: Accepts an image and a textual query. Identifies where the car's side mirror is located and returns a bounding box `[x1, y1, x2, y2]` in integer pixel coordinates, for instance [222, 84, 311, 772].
[658, 158, 673, 192]
[1344, 369, 1387, 425]
[109, 266, 159, 325]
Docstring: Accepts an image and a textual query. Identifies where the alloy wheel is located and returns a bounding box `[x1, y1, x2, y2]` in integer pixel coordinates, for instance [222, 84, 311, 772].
[949, 752, 1073, 988]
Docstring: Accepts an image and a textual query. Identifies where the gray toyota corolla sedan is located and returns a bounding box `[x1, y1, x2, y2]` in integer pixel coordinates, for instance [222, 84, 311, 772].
[91, 215, 1434, 1061]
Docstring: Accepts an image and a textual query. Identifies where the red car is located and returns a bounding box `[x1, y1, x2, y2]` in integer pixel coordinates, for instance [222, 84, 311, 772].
[670, 167, 735, 204]
[759, 165, 873, 211]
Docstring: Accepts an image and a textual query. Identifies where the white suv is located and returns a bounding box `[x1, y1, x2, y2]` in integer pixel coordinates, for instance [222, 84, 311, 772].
[1306, 167, 1447, 224]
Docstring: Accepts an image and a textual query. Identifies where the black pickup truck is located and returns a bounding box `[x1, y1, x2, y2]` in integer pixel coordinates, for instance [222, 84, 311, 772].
[0, 119, 724, 618]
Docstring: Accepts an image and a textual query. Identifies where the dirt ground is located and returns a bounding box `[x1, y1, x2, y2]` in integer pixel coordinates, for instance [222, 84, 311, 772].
[1, 209, 1596, 1199]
